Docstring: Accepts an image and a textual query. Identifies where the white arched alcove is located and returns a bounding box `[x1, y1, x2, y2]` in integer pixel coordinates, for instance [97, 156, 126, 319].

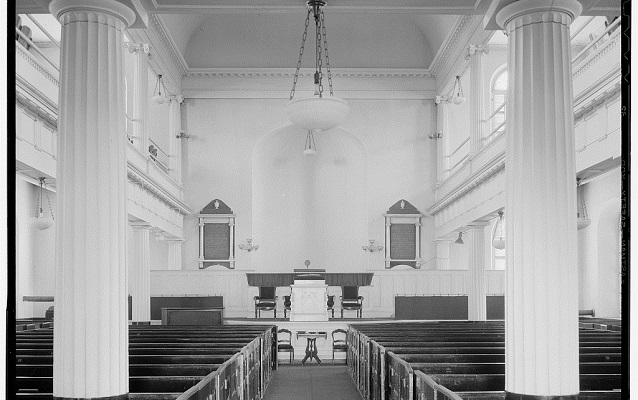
[252, 125, 367, 272]
[596, 199, 621, 318]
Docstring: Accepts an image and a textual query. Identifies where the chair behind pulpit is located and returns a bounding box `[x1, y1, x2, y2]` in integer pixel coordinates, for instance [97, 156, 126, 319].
[254, 286, 277, 318]
[340, 286, 363, 318]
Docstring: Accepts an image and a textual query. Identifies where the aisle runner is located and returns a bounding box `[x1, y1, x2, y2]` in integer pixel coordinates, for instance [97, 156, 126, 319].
[263, 365, 360, 400]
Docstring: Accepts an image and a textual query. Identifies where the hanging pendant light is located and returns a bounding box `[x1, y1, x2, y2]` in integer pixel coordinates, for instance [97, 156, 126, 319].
[30, 177, 54, 230]
[454, 232, 464, 244]
[286, 0, 349, 155]
[450, 75, 466, 105]
[492, 210, 505, 249]
[577, 179, 591, 230]
[153, 74, 168, 104]
[303, 130, 317, 156]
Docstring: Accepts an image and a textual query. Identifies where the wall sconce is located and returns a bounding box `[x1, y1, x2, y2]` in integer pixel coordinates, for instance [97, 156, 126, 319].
[153, 74, 168, 104]
[454, 232, 464, 244]
[238, 239, 259, 252]
[449, 75, 466, 105]
[362, 239, 384, 252]
[428, 131, 442, 140]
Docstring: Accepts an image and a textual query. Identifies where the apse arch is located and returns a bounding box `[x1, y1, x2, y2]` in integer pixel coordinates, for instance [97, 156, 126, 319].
[596, 198, 621, 318]
[251, 124, 368, 272]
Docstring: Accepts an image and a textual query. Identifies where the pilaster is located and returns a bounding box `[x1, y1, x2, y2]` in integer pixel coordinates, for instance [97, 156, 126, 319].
[166, 238, 185, 270]
[466, 225, 487, 321]
[130, 42, 150, 154]
[435, 96, 450, 181]
[168, 96, 183, 184]
[130, 223, 152, 324]
[466, 44, 489, 156]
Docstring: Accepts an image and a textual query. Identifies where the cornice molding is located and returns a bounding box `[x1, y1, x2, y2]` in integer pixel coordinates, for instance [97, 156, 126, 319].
[573, 29, 620, 79]
[185, 67, 433, 79]
[147, 14, 188, 77]
[16, 44, 59, 87]
[427, 153, 505, 215]
[127, 163, 192, 215]
[429, 15, 474, 78]
[15, 86, 58, 128]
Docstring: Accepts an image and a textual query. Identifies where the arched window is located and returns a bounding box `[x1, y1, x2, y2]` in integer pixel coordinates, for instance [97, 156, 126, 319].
[490, 67, 507, 137]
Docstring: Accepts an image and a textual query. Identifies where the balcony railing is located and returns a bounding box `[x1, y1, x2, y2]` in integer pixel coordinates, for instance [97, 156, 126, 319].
[148, 139, 170, 174]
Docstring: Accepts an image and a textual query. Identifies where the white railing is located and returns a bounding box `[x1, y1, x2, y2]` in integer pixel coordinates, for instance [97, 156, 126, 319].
[483, 102, 506, 143]
[148, 138, 170, 174]
[446, 136, 470, 174]
[572, 17, 620, 66]
[15, 27, 59, 72]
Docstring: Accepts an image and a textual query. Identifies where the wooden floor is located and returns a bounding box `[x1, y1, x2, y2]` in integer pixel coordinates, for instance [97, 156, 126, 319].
[263, 365, 361, 400]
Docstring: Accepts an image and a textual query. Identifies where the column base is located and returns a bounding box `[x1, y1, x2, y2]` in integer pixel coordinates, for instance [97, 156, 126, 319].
[505, 391, 579, 400]
[131, 321, 151, 325]
[55, 394, 128, 400]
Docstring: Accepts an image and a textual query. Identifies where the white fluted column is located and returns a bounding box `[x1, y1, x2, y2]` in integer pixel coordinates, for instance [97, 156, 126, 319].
[130, 42, 150, 153]
[435, 240, 450, 270]
[467, 44, 489, 156]
[466, 226, 487, 321]
[51, 0, 135, 398]
[168, 96, 183, 184]
[166, 238, 184, 270]
[435, 96, 450, 181]
[130, 223, 151, 324]
[496, 1, 582, 398]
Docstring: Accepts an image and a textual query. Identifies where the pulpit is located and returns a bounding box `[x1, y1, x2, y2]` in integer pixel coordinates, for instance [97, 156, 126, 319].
[290, 269, 328, 321]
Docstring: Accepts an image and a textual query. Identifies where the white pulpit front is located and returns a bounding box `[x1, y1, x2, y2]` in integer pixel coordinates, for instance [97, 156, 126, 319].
[290, 270, 328, 321]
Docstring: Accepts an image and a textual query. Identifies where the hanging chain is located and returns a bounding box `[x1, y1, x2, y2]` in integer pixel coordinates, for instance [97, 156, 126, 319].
[321, 10, 334, 96]
[45, 189, 54, 220]
[290, 9, 312, 100]
[315, 11, 323, 97]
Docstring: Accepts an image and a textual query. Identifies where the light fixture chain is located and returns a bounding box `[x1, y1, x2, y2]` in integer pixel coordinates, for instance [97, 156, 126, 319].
[45, 189, 54, 220]
[316, 13, 323, 97]
[321, 10, 334, 96]
[290, 8, 311, 100]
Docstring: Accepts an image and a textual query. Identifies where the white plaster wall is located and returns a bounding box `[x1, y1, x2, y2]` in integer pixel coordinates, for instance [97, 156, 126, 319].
[16, 178, 56, 318]
[578, 167, 621, 317]
[181, 97, 435, 272]
[150, 237, 169, 271]
[172, 96, 437, 315]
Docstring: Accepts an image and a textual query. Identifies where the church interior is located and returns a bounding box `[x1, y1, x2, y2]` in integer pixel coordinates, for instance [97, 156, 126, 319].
[12, 0, 625, 399]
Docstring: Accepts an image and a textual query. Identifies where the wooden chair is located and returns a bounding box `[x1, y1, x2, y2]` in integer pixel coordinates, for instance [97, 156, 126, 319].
[332, 328, 348, 364]
[283, 295, 292, 319]
[254, 286, 277, 318]
[340, 286, 363, 318]
[327, 295, 335, 318]
[277, 328, 294, 365]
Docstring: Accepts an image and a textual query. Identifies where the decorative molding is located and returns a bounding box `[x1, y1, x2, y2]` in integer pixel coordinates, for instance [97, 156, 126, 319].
[127, 163, 192, 215]
[572, 29, 620, 79]
[148, 14, 188, 77]
[185, 67, 433, 79]
[429, 15, 474, 78]
[427, 154, 505, 216]
[15, 91, 58, 128]
[16, 44, 59, 87]
[464, 44, 490, 60]
[574, 81, 621, 121]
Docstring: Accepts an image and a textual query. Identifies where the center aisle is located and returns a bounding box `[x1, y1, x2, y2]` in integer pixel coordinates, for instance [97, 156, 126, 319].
[262, 365, 361, 400]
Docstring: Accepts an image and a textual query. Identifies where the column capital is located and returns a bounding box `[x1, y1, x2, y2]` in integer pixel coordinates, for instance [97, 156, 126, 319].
[170, 95, 184, 104]
[465, 44, 490, 60]
[435, 95, 450, 105]
[128, 42, 152, 57]
[495, 0, 582, 31]
[50, 0, 137, 28]
[130, 222, 153, 230]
